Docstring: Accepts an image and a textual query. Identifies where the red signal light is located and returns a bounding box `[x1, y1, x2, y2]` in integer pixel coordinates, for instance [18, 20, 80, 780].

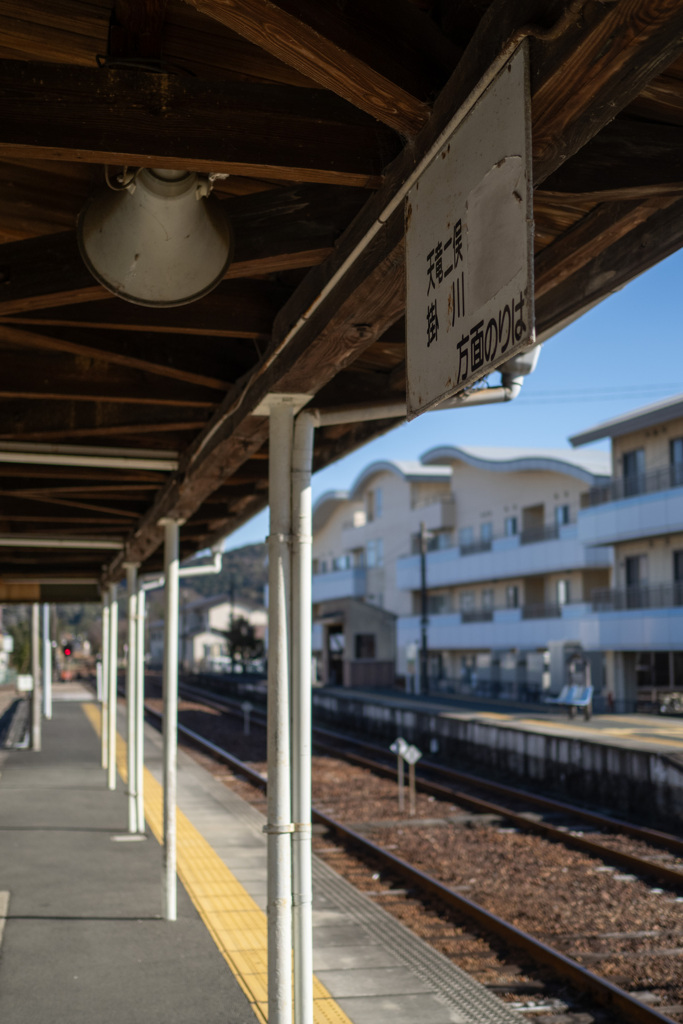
[64, 646, 72, 657]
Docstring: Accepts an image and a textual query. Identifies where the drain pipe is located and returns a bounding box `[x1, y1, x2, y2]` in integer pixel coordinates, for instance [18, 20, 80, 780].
[107, 583, 119, 791]
[41, 603, 52, 721]
[291, 412, 316, 1024]
[160, 517, 181, 922]
[30, 603, 41, 752]
[135, 582, 146, 834]
[101, 591, 110, 771]
[266, 399, 295, 1024]
[125, 563, 138, 833]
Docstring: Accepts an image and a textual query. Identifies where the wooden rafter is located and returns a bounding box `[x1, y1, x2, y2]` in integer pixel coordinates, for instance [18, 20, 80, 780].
[0, 60, 395, 186]
[181, 0, 433, 135]
[532, 0, 683, 184]
[0, 185, 367, 316]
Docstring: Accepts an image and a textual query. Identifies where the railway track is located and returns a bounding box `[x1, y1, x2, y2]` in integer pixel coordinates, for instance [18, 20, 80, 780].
[173, 680, 683, 892]
[144, 699, 681, 1024]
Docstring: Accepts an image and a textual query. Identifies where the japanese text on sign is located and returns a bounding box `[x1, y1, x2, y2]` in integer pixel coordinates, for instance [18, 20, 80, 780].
[406, 43, 534, 419]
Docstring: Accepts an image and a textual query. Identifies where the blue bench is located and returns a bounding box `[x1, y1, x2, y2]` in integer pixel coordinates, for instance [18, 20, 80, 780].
[544, 684, 593, 719]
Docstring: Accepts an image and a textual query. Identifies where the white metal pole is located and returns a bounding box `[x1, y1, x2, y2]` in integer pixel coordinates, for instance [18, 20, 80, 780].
[41, 602, 52, 721]
[291, 412, 315, 1024]
[161, 517, 180, 922]
[125, 563, 138, 833]
[266, 401, 294, 1024]
[101, 592, 110, 770]
[107, 583, 118, 791]
[31, 603, 42, 752]
[136, 584, 146, 834]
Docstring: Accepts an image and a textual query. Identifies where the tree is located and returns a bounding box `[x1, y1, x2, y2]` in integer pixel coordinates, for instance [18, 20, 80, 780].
[223, 616, 264, 667]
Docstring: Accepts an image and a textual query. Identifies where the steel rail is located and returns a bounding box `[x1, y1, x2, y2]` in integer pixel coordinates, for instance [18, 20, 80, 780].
[174, 681, 683, 880]
[144, 703, 679, 1024]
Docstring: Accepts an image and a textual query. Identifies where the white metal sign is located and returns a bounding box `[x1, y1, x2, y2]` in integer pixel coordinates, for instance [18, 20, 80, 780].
[406, 44, 534, 418]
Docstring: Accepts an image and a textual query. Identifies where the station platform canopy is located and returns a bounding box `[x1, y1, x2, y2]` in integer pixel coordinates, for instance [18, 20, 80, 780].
[1, 0, 682, 596]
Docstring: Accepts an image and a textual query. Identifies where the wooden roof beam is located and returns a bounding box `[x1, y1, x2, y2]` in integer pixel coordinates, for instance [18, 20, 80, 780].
[532, 0, 683, 184]
[537, 118, 683, 202]
[0, 184, 367, 316]
[0, 60, 394, 187]
[537, 194, 683, 335]
[103, 0, 683, 578]
[181, 0, 436, 135]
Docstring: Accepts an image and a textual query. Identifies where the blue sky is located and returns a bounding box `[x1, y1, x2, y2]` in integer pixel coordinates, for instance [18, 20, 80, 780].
[222, 248, 683, 551]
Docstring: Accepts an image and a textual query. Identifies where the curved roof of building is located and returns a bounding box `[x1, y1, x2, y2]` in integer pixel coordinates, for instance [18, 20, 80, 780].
[421, 444, 611, 483]
[312, 461, 452, 532]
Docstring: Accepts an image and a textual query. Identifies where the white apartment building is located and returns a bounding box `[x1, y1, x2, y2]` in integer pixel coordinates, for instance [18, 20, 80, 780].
[311, 394, 683, 710]
[571, 394, 683, 704]
[312, 448, 612, 692]
[395, 445, 612, 691]
[312, 461, 452, 686]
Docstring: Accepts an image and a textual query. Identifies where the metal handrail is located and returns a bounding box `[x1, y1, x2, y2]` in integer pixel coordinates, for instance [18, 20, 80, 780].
[591, 582, 683, 611]
[520, 523, 560, 544]
[522, 602, 562, 619]
[582, 462, 683, 507]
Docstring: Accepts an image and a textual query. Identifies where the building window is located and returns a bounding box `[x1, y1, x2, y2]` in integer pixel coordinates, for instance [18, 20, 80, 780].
[625, 554, 647, 587]
[481, 587, 494, 611]
[459, 526, 474, 548]
[555, 504, 570, 527]
[366, 487, 382, 522]
[505, 585, 519, 609]
[622, 448, 645, 495]
[352, 548, 365, 567]
[355, 634, 376, 659]
[427, 594, 448, 614]
[671, 438, 683, 485]
[333, 554, 350, 571]
[480, 521, 493, 542]
[675, 550, 683, 583]
[504, 516, 518, 537]
[556, 579, 570, 605]
[366, 538, 383, 567]
[459, 591, 475, 611]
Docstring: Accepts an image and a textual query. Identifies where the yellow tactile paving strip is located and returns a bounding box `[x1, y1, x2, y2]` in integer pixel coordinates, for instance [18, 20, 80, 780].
[453, 708, 683, 749]
[82, 703, 354, 1024]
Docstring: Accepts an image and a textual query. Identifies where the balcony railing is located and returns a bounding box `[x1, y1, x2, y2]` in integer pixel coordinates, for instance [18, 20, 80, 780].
[591, 583, 683, 611]
[460, 608, 494, 623]
[582, 463, 683, 508]
[521, 602, 562, 619]
[460, 538, 493, 555]
[520, 523, 560, 545]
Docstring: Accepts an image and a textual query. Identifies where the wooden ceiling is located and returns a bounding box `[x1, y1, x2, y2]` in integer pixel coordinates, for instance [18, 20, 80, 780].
[1, 0, 683, 592]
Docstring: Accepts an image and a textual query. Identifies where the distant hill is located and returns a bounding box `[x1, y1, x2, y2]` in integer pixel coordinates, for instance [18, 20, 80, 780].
[182, 543, 267, 607]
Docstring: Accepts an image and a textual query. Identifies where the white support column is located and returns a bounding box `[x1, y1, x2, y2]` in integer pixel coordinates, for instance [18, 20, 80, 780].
[107, 583, 119, 791]
[125, 563, 138, 832]
[31, 603, 42, 752]
[41, 602, 52, 721]
[136, 584, 146, 834]
[101, 592, 110, 770]
[161, 517, 180, 921]
[266, 400, 295, 1024]
[291, 412, 315, 1024]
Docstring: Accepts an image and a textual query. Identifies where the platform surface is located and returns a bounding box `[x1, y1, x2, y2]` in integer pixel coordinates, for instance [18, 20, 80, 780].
[0, 692, 518, 1024]
[0, 696, 258, 1024]
[322, 687, 683, 755]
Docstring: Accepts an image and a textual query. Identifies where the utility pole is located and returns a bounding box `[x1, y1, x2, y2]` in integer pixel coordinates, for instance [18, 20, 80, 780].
[419, 521, 429, 696]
